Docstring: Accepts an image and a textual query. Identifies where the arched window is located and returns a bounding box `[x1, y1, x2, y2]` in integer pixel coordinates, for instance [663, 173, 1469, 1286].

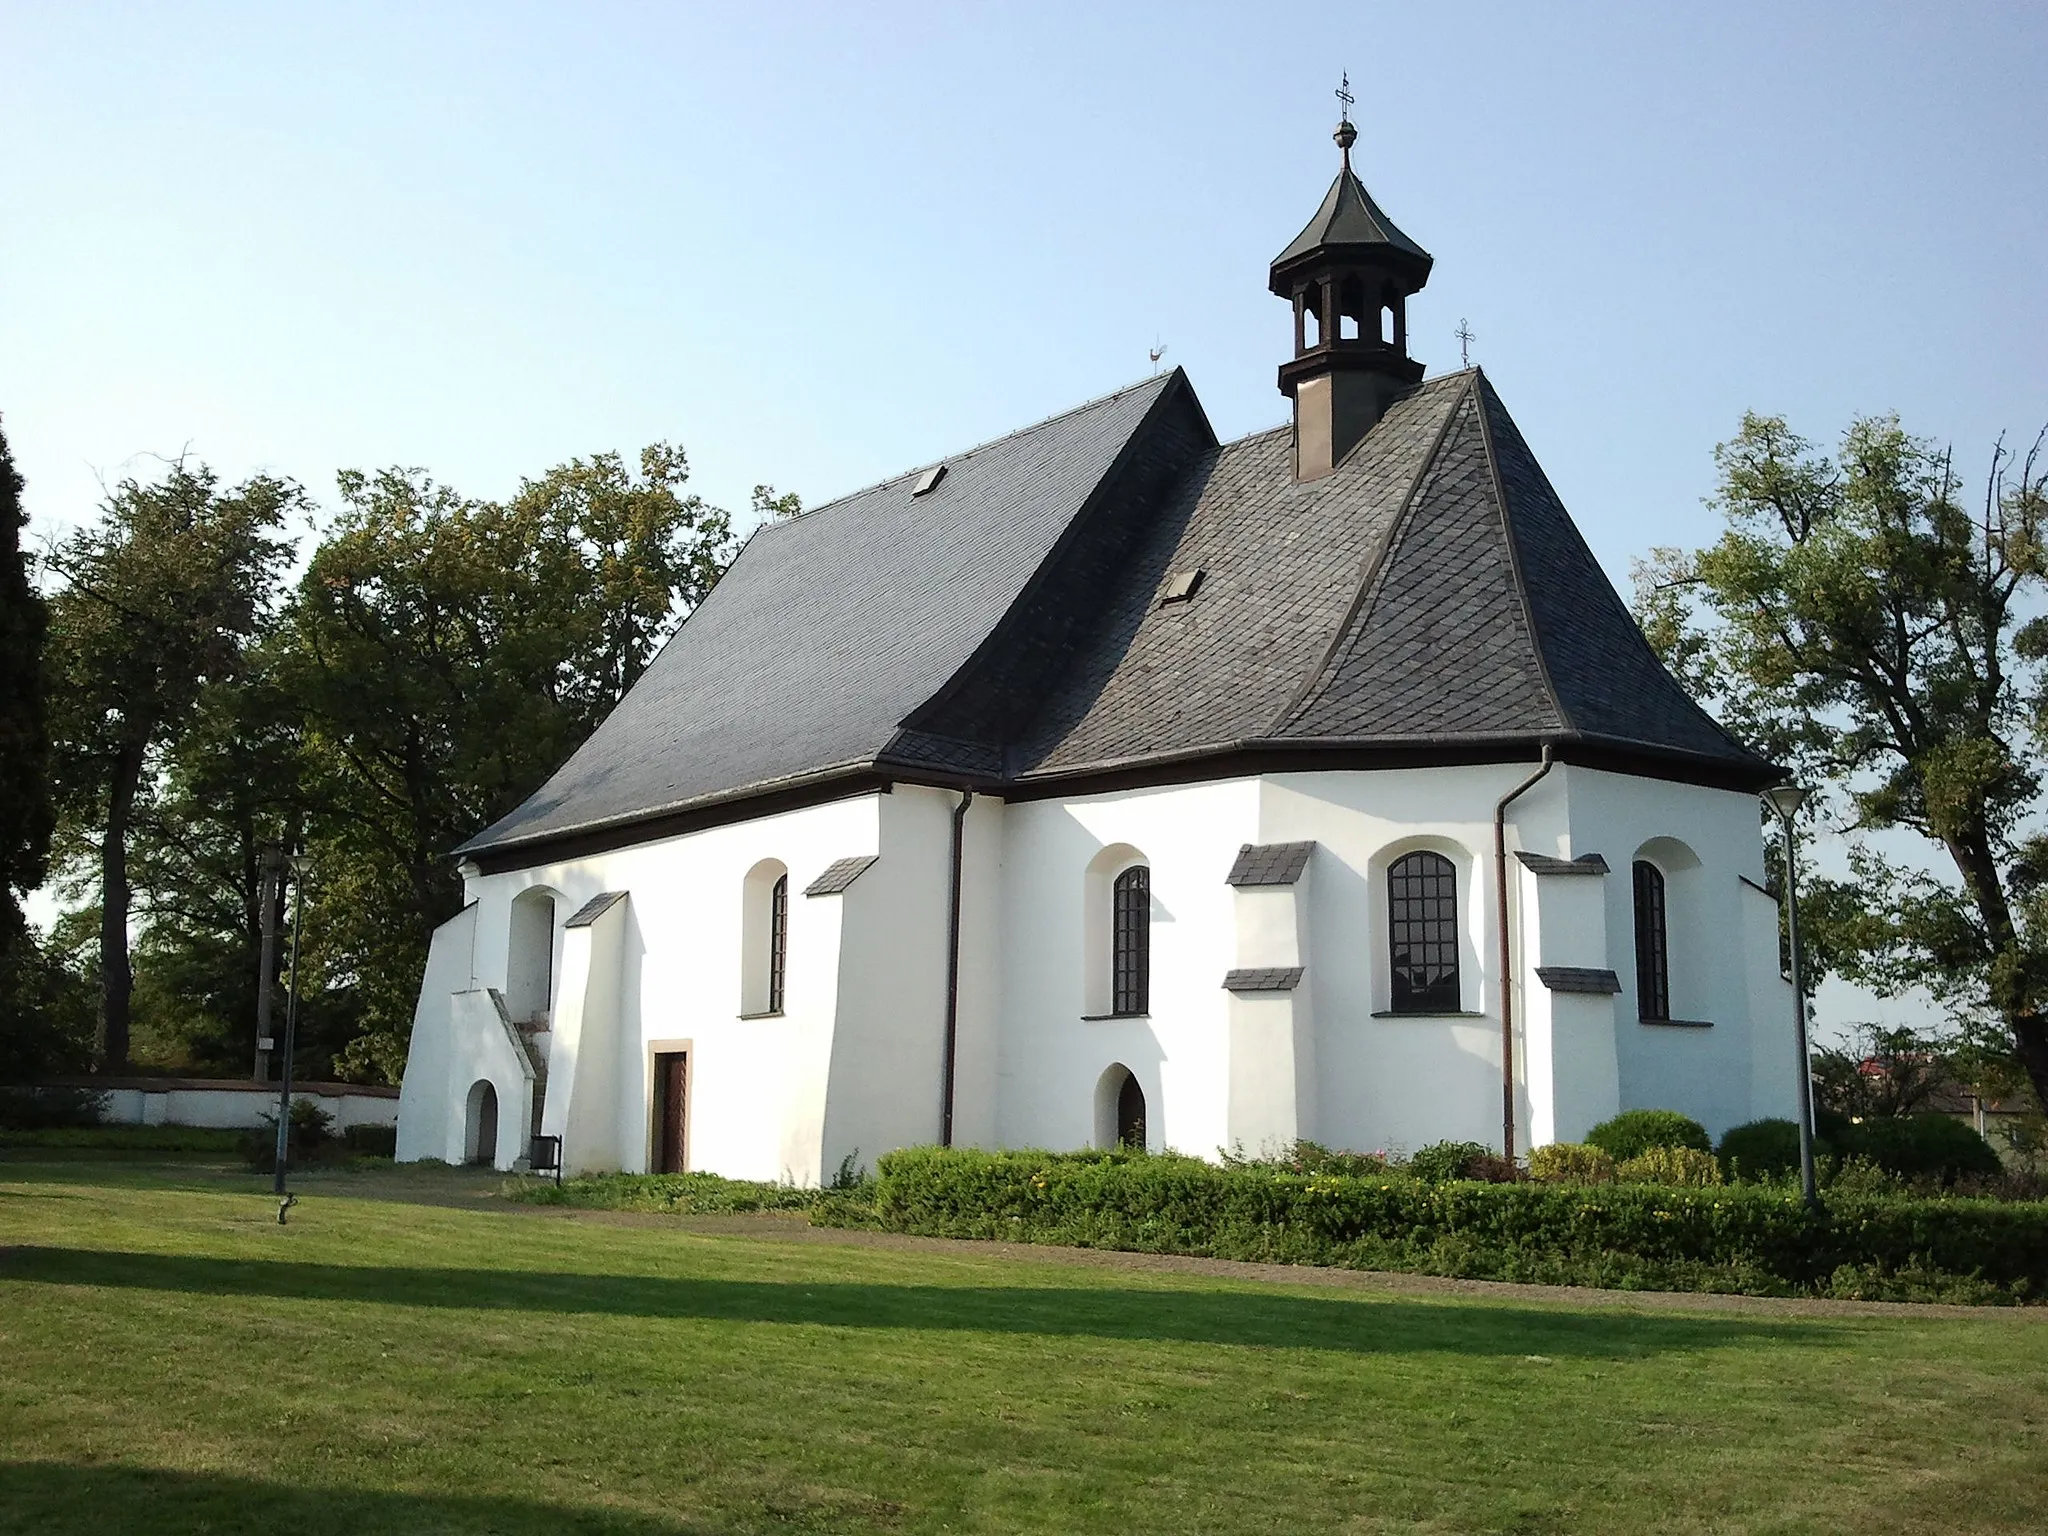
[1389, 851, 1459, 1012]
[741, 859, 789, 1017]
[1633, 860, 1670, 1021]
[767, 873, 789, 1014]
[1112, 865, 1150, 1016]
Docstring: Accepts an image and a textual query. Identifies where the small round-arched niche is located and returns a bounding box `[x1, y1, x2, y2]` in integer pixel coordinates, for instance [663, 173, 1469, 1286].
[1082, 843, 1148, 1017]
[1094, 1063, 1148, 1151]
[506, 888, 558, 1026]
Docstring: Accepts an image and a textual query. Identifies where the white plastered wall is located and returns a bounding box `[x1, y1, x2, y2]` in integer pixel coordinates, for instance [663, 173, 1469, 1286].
[1565, 765, 1785, 1140]
[1224, 870, 1316, 1154]
[1519, 862, 1621, 1147]
[395, 903, 478, 1163]
[996, 777, 1259, 1156]
[451, 792, 882, 1184]
[401, 757, 1799, 1174]
[1260, 766, 1565, 1157]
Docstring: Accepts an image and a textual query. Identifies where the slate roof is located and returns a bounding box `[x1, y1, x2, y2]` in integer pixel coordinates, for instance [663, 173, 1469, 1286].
[462, 364, 1774, 867]
[1226, 842, 1317, 888]
[804, 856, 877, 897]
[1536, 966, 1623, 995]
[1271, 165, 1433, 273]
[1223, 967, 1306, 993]
[459, 372, 1200, 857]
[563, 891, 627, 928]
[1516, 852, 1611, 876]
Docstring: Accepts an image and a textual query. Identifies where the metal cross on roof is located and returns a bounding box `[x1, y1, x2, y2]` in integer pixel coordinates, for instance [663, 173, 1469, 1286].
[1455, 317, 1475, 367]
[1335, 71, 1354, 123]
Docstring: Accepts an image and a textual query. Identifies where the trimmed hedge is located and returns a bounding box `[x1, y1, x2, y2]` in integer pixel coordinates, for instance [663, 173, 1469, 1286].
[506, 1170, 842, 1216]
[849, 1147, 2048, 1304]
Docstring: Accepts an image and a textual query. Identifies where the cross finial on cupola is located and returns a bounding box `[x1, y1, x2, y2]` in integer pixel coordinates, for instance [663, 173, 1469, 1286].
[1334, 71, 1357, 170]
[1271, 97, 1434, 480]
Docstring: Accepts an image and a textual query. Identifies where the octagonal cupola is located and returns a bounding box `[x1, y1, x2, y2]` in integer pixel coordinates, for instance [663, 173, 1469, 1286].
[1271, 113, 1434, 480]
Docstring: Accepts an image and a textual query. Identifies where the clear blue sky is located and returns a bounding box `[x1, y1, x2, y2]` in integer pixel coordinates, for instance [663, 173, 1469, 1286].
[5, 2, 2046, 1038]
[5, 1, 2043, 562]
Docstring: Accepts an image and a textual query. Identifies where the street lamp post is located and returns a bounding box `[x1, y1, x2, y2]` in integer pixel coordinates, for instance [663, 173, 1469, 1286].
[271, 855, 308, 1222]
[252, 842, 284, 1083]
[1761, 784, 1820, 1210]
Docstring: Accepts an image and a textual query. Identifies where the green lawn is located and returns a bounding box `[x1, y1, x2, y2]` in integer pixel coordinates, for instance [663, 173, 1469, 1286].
[2, 1153, 2045, 1535]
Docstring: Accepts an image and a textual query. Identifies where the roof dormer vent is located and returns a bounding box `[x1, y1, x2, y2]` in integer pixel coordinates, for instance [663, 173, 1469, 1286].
[911, 464, 947, 497]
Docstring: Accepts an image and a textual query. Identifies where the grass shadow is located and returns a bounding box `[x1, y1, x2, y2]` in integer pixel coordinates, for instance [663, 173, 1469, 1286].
[0, 1460, 701, 1536]
[0, 1244, 1825, 1359]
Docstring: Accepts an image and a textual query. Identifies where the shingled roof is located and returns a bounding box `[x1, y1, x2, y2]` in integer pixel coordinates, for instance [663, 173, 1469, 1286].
[1271, 163, 1433, 273]
[461, 366, 1772, 867]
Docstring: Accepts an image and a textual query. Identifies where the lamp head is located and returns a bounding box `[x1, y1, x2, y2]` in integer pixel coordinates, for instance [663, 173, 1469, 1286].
[1761, 783, 1810, 822]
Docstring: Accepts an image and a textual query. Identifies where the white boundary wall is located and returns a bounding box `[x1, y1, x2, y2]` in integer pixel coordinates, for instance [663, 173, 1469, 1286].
[88, 1081, 399, 1130]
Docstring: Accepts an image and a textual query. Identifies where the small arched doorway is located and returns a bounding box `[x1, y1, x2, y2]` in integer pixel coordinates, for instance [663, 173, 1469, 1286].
[1094, 1063, 1148, 1151]
[464, 1079, 499, 1166]
[1117, 1073, 1146, 1149]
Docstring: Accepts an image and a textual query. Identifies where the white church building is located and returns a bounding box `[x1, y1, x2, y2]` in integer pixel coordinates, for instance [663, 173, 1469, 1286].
[396, 124, 1800, 1179]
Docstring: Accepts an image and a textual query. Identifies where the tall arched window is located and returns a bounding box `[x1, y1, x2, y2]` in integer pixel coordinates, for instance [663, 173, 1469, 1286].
[1389, 851, 1460, 1012]
[741, 859, 789, 1017]
[1633, 860, 1669, 1021]
[767, 873, 789, 1015]
[1111, 865, 1150, 1016]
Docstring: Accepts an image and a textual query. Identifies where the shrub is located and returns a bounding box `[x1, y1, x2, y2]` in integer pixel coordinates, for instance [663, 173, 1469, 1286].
[0, 1085, 109, 1131]
[850, 1146, 2048, 1303]
[1718, 1119, 1808, 1182]
[1409, 1140, 1493, 1182]
[1528, 1142, 1615, 1185]
[1461, 1153, 1523, 1184]
[1844, 1114, 2003, 1187]
[1825, 1155, 1903, 1198]
[1585, 1109, 1711, 1161]
[242, 1097, 342, 1169]
[1617, 1146, 1723, 1188]
[342, 1123, 397, 1158]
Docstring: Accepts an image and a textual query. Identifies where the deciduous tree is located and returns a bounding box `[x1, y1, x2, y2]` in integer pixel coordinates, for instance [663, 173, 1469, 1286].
[43, 462, 297, 1071]
[0, 416, 67, 1077]
[1636, 413, 2048, 1112]
[285, 446, 733, 1078]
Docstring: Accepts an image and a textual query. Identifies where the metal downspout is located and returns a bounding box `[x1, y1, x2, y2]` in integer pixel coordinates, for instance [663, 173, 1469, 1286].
[940, 789, 974, 1147]
[1493, 745, 1555, 1159]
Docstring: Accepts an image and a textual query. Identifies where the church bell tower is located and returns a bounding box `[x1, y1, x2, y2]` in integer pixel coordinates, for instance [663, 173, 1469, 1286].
[1271, 107, 1434, 480]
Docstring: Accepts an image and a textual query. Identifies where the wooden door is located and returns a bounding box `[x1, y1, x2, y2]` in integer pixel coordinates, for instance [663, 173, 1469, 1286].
[653, 1052, 688, 1173]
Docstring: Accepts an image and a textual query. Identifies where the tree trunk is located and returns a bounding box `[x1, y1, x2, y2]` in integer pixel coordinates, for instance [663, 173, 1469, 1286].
[2012, 1012, 2048, 1120]
[1943, 825, 2048, 1112]
[97, 740, 144, 1073]
[96, 741, 147, 1073]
